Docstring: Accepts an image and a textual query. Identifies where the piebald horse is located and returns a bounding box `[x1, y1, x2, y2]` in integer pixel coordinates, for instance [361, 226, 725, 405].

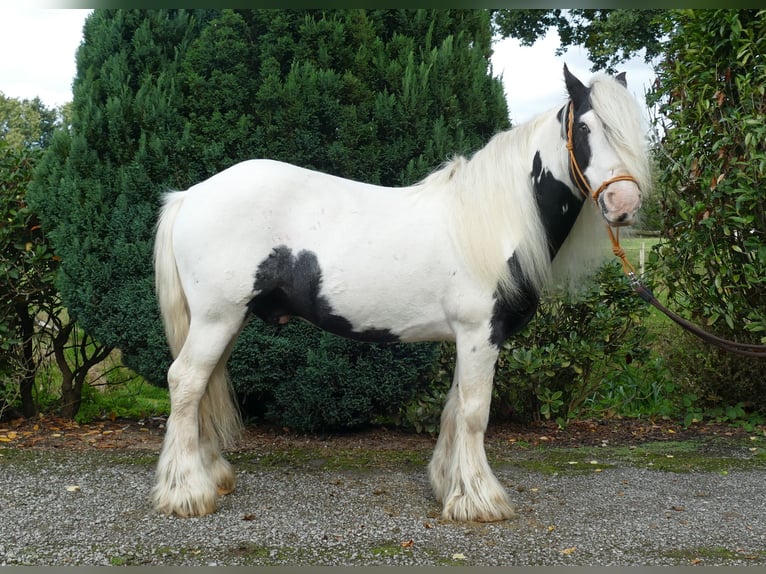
[152, 65, 651, 522]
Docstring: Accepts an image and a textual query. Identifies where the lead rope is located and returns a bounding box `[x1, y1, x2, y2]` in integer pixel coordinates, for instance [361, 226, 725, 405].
[565, 102, 766, 358]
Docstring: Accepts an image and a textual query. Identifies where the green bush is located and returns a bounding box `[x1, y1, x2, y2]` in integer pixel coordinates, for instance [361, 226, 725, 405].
[648, 9, 766, 407]
[229, 320, 439, 432]
[491, 262, 653, 425]
[399, 262, 655, 431]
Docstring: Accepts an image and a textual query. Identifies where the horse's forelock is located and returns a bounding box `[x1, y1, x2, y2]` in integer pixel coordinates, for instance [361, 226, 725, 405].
[588, 74, 652, 197]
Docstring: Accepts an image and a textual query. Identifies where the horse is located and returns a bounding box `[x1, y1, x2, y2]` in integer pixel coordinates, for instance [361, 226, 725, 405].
[151, 64, 651, 522]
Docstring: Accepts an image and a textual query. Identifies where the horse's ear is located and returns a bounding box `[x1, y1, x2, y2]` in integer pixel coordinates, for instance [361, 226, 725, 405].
[615, 71, 627, 87]
[563, 64, 588, 107]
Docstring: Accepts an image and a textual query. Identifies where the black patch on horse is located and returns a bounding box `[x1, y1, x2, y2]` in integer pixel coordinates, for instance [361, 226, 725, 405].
[559, 92, 594, 192]
[248, 245, 399, 343]
[531, 151, 584, 257]
[489, 255, 540, 348]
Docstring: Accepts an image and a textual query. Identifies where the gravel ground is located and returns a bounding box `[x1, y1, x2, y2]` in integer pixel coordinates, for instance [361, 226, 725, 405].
[1, 435, 765, 567]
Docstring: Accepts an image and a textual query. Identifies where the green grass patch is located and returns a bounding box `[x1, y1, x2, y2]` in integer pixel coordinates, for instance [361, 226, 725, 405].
[663, 546, 766, 562]
[75, 377, 170, 424]
[496, 437, 766, 475]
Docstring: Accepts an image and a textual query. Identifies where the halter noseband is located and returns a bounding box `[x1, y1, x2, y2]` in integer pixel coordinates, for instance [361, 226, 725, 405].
[565, 101, 639, 204]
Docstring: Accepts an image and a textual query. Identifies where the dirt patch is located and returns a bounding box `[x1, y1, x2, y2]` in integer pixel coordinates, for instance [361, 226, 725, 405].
[1, 414, 759, 453]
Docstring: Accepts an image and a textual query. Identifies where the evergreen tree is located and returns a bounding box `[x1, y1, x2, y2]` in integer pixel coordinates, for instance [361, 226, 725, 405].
[30, 9, 206, 386]
[30, 9, 509, 431]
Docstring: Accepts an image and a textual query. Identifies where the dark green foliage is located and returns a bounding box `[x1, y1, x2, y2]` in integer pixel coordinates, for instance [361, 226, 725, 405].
[493, 262, 653, 425]
[400, 262, 654, 430]
[30, 10, 202, 387]
[648, 10, 766, 407]
[230, 322, 438, 432]
[0, 140, 57, 417]
[180, 9, 507, 185]
[29, 9, 509, 431]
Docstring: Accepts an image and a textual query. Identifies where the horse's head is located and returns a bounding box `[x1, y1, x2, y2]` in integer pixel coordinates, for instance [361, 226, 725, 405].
[563, 64, 645, 228]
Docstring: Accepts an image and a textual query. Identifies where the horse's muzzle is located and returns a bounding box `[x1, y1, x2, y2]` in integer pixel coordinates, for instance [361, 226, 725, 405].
[598, 178, 642, 227]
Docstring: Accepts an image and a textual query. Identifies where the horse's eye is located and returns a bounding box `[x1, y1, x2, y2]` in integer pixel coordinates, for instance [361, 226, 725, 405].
[578, 122, 590, 134]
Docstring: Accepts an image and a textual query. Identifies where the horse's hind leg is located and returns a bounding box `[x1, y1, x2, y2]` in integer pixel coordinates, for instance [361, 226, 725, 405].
[198, 340, 242, 498]
[428, 327, 515, 522]
[152, 315, 242, 517]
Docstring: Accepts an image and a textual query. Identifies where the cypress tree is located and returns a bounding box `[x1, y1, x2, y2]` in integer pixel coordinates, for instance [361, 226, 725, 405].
[30, 9, 510, 431]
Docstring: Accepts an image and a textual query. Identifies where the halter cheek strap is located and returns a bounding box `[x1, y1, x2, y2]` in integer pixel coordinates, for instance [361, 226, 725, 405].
[565, 101, 641, 276]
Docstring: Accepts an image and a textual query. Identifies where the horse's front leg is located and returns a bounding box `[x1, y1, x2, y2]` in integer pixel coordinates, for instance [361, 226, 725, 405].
[428, 326, 515, 522]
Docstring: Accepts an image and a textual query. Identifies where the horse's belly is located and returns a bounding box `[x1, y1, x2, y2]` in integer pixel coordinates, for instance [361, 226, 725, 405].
[247, 243, 455, 343]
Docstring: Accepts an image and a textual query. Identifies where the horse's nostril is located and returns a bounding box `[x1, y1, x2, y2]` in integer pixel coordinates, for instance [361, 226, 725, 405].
[617, 212, 628, 223]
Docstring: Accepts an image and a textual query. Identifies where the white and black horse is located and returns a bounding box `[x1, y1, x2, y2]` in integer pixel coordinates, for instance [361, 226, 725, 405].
[152, 65, 651, 521]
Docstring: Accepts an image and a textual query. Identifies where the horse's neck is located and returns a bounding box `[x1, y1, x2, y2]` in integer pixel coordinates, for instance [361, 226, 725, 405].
[521, 114, 584, 260]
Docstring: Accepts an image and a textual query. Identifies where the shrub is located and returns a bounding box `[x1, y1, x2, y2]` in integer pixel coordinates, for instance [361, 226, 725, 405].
[229, 320, 439, 432]
[399, 261, 654, 430]
[648, 9, 766, 407]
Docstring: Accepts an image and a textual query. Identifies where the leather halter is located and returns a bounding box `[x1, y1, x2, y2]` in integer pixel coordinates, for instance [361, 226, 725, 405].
[565, 101, 641, 276]
[565, 101, 639, 204]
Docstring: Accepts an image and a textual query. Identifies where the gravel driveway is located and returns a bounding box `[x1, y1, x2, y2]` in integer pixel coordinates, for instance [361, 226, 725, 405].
[1, 426, 765, 566]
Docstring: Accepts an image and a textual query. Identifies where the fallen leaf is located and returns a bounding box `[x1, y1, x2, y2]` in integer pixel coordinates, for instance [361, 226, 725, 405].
[671, 506, 685, 512]
[561, 547, 577, 555]
[451, 553, 466, 561]
[690, 558, 702, 565]
[547, 525, 556, 532]
[66, 485, 81, 492]
[7, 431, 17, 439]
[401, 539, 414, 548]
[243, 513, 256, 521]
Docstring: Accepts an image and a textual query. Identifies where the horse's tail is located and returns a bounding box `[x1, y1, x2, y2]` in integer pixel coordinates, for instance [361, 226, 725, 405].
[153, 190, 242, 448]
[154, 191, 189, 358]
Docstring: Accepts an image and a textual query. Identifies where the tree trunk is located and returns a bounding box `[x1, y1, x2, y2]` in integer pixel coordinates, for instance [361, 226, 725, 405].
[53, 322, 76, 418]
[14, 302, 37, 418]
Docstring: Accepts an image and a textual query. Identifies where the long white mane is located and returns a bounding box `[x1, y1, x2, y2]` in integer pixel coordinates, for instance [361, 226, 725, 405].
[418, 72, 651, 300]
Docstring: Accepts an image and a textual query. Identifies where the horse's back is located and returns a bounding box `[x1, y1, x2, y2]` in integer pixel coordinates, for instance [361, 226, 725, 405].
[167, 159, 469, 342]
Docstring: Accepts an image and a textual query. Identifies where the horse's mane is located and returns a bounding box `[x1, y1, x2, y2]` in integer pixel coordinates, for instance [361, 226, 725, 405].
[418, 73, 651, 300]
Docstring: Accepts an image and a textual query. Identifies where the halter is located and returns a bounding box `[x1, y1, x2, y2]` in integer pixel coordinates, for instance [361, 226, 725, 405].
[565, 101, 640, 277]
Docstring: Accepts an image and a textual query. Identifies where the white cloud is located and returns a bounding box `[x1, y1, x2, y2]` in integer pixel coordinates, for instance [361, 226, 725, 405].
[491, 29, 656, 125]
[0, 8, 92, 107]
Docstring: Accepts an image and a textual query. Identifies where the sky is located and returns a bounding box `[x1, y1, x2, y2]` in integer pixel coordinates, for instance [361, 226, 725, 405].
[0, 7, 656, 126]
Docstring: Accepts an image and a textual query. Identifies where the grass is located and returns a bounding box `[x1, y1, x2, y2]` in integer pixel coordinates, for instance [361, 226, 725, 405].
[74, 376, 170, 423]
[497, 436, 766, 476]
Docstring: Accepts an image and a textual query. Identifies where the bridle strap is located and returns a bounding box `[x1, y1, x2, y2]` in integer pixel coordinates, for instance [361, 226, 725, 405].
[565, 101, 638, 275]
